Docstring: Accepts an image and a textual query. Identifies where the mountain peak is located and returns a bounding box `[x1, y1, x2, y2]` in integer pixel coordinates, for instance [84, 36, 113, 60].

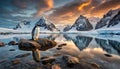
[95, 9, 120, 29]
[63, 15, 93, 32]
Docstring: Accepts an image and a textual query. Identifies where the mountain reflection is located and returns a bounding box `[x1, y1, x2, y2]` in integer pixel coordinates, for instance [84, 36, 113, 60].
[11, 34, 120, 56]
[64, 35, 93, 51]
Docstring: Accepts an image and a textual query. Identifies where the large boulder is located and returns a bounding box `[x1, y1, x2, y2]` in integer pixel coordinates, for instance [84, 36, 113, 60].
[18, 39, 41, 51]
[18, 38, 57, 51]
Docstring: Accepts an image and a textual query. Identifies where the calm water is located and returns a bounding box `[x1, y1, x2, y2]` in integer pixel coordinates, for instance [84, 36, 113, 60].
[0, 34, 120, 69]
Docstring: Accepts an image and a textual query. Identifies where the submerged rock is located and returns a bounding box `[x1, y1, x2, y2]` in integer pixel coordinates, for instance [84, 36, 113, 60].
[52, 64, 61, 69]
[41, 57, 55, 65]
[0, 42, 5, 47]
[0, 59, 7, 64]
[62, 55, 80, 67]
[90, 62, 100, 68]
[58, 43, 67, 47]
[9, 49, 15, 51]
[15, 53, 31, 58]
[104, 53, 112, 57]
[12, 59, 21, 65]
[8, 41, 17, 45]
[56, 47, 62, 50]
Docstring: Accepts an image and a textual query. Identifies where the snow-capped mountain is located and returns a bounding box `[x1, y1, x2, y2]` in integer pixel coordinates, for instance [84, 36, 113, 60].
[95, 9, 120, 29]
[13, 17, 59, 33]
[63, 15, 93, 32]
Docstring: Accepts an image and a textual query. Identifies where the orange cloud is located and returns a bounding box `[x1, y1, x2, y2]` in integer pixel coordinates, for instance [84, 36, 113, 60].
[78, 0, 92, 11]
[44, 0, 53, 8]
[36, 0, 54, 16]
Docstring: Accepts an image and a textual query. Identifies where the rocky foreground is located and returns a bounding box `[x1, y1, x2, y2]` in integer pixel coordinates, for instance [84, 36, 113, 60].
[0, 39, 120, 69]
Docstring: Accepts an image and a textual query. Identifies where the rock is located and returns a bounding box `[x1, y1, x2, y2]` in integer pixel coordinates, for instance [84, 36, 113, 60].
[0, 42, 5, 47]
[18, 38, 57, 51]
[90, 62, 100, 68]
[53, 53, 61, 57]
[56, 48, 62, 50]
[41, 56, 50, 60]
[15, 53, 31, 58]
[8, 41, 17, 45]
[52, 64, 61, 69]
[58, 43, 67, 47]
[9, 49, 15, 51]
[36, 38, 57, 51]
[18, 39, 41, 51]
[41, 57, 55, 65]
[104, 53, 112, 57]
[62, 55, 80, 67]
[0, 59, 7, 64]
[12, 59, 21, 65]
[32, 49, 41, 62]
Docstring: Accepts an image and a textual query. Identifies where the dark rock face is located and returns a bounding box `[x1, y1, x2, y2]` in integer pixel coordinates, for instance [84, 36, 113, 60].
[63, 15, 93, 31]
[73, 15, 93, 31]
[95, 9, 120, 29]
[13, 20, 31, 30]
[63, 25, 72, 32]
[0, 42, 5, 47]
[108, 11, 120, 27]
[13, 17, 59, 32]
[36, 17, 59, 31]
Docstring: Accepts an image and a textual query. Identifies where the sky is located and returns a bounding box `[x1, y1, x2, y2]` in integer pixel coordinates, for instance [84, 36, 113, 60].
[0, 0, 120, 28]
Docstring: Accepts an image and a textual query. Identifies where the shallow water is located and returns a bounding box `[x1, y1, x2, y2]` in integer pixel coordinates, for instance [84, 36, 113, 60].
[0, 34, 120, 69]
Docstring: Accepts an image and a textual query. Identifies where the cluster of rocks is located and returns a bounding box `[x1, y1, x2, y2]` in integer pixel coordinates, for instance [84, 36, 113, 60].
[37, 54, 101, 69]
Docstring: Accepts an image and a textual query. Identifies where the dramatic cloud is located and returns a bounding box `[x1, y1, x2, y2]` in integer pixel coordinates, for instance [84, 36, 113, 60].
[91, 0, 120, 16]
[49, 0, 120, 24]
[0, 0, 120, 28]
[0, 0, 54, 28]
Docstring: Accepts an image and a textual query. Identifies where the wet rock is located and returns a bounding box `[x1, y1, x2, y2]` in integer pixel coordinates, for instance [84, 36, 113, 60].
[53, 53, 61, 57]
[19, 38, 57, 51]
[41, 56, 50, 60]
[12, 59, 21, 65]
[58, 43, 67, 47]
[56, 47, 62, 50]
[52, 64, 61, 69]
[8, 41, 17, 45]
[0, 42, 5, 47]
[62, 55, 80, 67]
[0, 59, 7, 64]
[15, 53, 31, 58]
[41, 57, 55, 65]
[104, 53, 112, 57]
[32, 49, 41, 62]
[18, 39, 41, 51]
[9, 49, 15, 51]
[90, 62, 100, 68]
[37, 38, 57, 51]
